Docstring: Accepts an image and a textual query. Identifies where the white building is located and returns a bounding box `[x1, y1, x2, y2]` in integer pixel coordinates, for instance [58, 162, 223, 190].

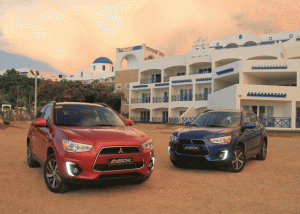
[115, 31, 300, 130]
[69, 57, 115, 84]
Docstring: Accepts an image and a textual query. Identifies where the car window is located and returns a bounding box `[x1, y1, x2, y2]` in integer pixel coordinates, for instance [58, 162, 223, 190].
[54, 104, 125, 126]
[35, 106, 47, 119]
[243, 114, 251, 124]
[43, 105, 52, 125]
[191, 112, 241, 128]
[250, 113, 258, 125]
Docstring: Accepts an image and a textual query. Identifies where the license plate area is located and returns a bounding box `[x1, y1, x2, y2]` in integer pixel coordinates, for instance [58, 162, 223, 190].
[183, 145, 201, 151]
[108, 156, 133, 166]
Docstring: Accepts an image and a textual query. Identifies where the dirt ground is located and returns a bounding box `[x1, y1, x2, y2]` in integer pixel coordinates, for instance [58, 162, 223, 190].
[0, 122, 299, 213]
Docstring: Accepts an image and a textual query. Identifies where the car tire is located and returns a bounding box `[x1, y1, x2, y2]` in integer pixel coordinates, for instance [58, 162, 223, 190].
[27, 142, 40, 168]
[44, 154, 69, 193]
[227, 146, 246, 173]
[171, 159, 187, 168]
[256, 139, 267, 161]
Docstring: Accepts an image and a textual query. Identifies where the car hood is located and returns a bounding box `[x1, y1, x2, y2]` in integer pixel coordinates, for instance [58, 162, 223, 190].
[176, 126, 237, 140]
[56, 126, 149, 145]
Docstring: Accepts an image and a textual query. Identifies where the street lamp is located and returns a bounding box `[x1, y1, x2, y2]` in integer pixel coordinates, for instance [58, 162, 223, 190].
[30, 69, 40, 117]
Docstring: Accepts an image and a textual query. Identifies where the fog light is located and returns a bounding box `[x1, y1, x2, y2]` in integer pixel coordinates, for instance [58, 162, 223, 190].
[149, 157, 155, 170]
[168, 146, 171, 155]
[219, 150, 228, 160]
[66, 161, 82, 177]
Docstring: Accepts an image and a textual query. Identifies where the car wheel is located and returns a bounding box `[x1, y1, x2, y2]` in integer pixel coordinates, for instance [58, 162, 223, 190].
[228, 146, 245, 173]
[257, 139, 267, 160]
[27, 142, 40, 168]
[44, 154, 69, 193]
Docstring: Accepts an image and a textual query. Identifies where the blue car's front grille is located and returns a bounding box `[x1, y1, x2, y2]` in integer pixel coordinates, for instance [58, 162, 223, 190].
[176, 139, 209, 156]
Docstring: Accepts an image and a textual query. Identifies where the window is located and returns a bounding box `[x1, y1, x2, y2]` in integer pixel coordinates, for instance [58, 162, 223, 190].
[243, 113, 251, 124]
[250, 113, 258, 125]
[142, 93, 151, 103]
[112, 67, 114, 72]
[81, 72, 83, 77]
[36, 106, 47, 119]
[179, 110, 185, 116]
[204, 87, 211, 94]
[125, 83, 130, 89]
[177, 73, 185, 76]
[116, 84, 121, 89]
[242, 105, 250, 110]
[43, 106, 52, 126]
[102, 65, 105, 71]
[93, 65, 96, 71]
[124, 101, 129, 105]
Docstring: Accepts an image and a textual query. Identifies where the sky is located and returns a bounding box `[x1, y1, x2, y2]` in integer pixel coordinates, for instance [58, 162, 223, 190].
[0, 0, 299, 75]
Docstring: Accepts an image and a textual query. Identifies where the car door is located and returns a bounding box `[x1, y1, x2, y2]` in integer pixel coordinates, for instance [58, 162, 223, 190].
[250, 113, 264, 150]
[242, 113, 256, 154]
[35, 105, 52, 163]
[31, 106, 47, 160]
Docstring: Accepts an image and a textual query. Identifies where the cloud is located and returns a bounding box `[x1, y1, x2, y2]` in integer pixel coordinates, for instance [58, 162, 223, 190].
[232, 13, 283, 34]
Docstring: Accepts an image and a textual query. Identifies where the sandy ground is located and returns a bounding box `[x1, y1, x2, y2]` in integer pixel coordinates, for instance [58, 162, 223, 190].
[0, 122, 299, 213]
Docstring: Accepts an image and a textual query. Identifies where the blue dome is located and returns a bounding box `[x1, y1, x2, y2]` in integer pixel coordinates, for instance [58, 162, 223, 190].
[132, 45, 142, 50]
[93, 57, 113, 64]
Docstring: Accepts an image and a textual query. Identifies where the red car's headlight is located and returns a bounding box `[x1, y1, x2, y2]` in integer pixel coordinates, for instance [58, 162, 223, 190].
[62, 139, 93, 153]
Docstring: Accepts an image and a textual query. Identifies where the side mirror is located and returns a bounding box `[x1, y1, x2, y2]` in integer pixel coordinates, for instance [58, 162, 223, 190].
[244, 122, 256, 129]
[125, 119, 133, 126]
[185, 122, 190, 126]
[33, 118, 47, 127]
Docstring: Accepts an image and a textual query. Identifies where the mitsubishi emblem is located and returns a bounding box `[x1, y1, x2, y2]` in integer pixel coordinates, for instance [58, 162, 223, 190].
[118, 148, 124, 154]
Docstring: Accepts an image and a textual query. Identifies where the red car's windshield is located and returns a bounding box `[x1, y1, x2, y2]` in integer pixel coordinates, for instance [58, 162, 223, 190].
[54, 104, 125, 127]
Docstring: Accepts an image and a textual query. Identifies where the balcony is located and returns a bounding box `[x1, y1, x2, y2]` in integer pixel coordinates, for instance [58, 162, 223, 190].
[296, 118, 300, 128]
[140, 77, 161, 84]
[152, 117, 168, 123]
[153, 97, 169, 103]
[195, 93, 208, 101]
[182, 117, 196, 123]
[260, 117, 291, 128]
[131, 117, 150, 122]
[171, 94, 193, 101]
[169, 117, 179, 123]
[131, 98, 151, 104]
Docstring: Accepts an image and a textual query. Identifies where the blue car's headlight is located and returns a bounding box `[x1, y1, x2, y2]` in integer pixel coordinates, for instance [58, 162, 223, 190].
[170, 134, 178, 141]
[210, 136, 232, 144]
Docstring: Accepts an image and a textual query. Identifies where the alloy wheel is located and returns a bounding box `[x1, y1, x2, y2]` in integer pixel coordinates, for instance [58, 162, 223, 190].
[232, 150, 245, 171]
[45, 159, 61, 189]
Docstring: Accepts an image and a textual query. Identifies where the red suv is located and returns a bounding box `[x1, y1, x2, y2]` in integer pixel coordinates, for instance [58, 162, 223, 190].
[27, 102, 154, 193]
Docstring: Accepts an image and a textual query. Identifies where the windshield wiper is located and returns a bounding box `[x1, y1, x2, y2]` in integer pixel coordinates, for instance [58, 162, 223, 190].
[206, 125, 224, 127]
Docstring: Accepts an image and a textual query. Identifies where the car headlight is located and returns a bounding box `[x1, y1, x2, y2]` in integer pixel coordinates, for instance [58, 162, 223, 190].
[210, 136, 232, 144]
[62, 139, 93, 153]
[142, 139, 154, 150]
[170, 134, 178, 142]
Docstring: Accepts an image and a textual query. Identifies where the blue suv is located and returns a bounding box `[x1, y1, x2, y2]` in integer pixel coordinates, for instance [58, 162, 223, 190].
[168, 110, 267, 172]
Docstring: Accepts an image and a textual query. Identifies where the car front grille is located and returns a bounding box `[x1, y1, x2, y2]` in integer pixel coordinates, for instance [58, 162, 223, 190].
[99, 146, 140, 155]
[176, 139, 209, 156]
[94, 162, 144, 172]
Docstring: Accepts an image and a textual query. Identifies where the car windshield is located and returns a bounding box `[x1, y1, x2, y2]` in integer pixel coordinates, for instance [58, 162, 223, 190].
[54, 104, 125, 127]
[191, 112, 241, 128]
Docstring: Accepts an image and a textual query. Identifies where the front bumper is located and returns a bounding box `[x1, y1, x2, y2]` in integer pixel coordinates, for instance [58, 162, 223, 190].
[56, 146, 154, 181]
[169, 140, 233, 164]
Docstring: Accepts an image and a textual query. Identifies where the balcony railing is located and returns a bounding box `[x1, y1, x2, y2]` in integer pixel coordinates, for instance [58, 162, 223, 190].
[131, 117, 150, 122]
[182, 117, 196, 123]
[195, 93, 208, 101]
[171, 94, 193, 101]
[153, 97, 169, 103]
[190, 70, 212, 75]
[140, 77, 161, 84]
[152, 117, 168, 123]
[296, 118, 300, 128]
[131, 98, 151, 104]
[169, 117, 179, 123]
[260, 117, 291, 128]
